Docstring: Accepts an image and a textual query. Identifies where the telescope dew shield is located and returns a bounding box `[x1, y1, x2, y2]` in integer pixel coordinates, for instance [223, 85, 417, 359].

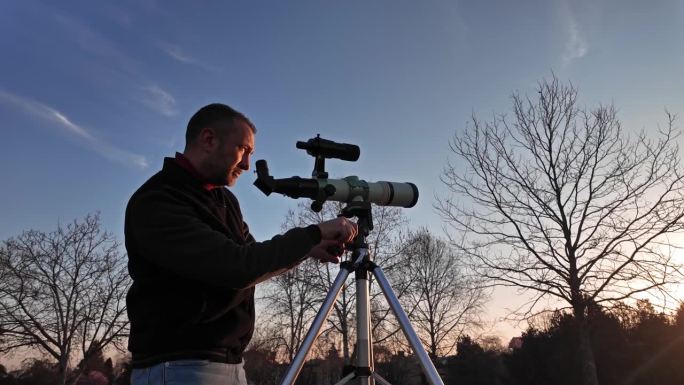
[375, 181, 420, 208]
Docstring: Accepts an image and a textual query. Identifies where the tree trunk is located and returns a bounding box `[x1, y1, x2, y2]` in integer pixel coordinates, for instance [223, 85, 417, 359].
[67, 371, 84, 385]
[341, 313, 350, 365]
[58, 356, 69, 385]
[576, 317, 600, 385]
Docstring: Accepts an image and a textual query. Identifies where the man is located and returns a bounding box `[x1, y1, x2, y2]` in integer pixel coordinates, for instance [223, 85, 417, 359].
[125, 103, 357, 385]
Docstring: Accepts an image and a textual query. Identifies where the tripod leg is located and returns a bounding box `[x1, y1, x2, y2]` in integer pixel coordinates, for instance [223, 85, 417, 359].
[332, 371, 357, 385]
[371, 267, 445, 385]
[355, 264, 374, 385]
[371, 372, 393, 385]
[279, 264, 353, 385]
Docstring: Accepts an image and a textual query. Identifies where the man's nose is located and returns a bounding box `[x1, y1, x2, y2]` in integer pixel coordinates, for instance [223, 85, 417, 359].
[239, 154, 250, 170]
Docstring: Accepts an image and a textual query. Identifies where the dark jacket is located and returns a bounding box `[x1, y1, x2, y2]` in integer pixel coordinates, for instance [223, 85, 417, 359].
[125, 158, 320, 368]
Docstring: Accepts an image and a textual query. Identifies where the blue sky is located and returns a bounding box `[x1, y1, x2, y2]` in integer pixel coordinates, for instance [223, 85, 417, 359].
[1, 0, 683, 340]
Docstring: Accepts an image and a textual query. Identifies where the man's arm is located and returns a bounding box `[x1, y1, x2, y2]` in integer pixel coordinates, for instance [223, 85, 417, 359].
[127, 190, 320, 289]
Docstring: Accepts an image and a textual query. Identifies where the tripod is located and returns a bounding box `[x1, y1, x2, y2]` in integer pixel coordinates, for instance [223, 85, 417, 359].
[279, 202, 445, 385]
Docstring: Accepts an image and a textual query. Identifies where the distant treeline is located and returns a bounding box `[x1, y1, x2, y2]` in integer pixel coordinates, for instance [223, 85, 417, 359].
[245, 299, 684, 385]
[2, 299, 682, 385]
[447, 299, 684, 385]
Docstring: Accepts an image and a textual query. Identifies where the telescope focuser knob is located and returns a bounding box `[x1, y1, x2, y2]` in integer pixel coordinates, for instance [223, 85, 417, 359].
[311, 200, 323, 212]
[310, 184, 336, 212]
[323, 184, 336, 197]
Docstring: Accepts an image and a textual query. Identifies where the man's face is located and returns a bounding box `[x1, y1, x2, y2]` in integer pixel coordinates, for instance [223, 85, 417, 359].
[205, 120, 255, 186]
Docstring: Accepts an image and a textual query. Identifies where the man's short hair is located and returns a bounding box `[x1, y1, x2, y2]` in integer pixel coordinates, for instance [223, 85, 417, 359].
[185, 103, 256, 146]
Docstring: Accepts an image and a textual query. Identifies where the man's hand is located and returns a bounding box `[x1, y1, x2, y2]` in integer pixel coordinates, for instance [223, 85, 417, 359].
[317, 217, 358, 244]
[308, 240, 346, 264]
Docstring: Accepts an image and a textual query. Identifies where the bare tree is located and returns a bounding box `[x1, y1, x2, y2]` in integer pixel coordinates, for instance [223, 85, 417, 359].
[398, 228, 485, 358]
[261, 260, 322, 362]
[437, 76, 684, 385]
[0, 213, 130, 385]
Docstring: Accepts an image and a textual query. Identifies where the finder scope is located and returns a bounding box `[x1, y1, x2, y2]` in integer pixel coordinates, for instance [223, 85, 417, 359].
[296, 135, 360, 162]
[254, 136, 418, 212]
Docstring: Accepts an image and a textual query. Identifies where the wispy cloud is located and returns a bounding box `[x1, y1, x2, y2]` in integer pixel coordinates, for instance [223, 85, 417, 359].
[563, 18, 588, 65]
[54, 13, 183, 118]
[560, 2, 588, 67]
[161, 43, 195, 64]
[55, 13, 139, 76]
[0, 91, 149, 169]
[159, 42, 219, 72]
[139, 86, 178, 117]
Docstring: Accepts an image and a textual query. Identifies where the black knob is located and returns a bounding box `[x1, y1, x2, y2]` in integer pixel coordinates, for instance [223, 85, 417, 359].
[311, 201, 323, 212]
[324, 184, 336, 196]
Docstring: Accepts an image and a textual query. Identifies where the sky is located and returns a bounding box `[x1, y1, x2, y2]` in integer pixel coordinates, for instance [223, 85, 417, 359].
[1, 0, 684, 346]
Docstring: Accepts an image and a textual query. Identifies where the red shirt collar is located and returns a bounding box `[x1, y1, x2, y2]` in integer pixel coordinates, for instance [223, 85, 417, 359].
[174, 152, 221, 191]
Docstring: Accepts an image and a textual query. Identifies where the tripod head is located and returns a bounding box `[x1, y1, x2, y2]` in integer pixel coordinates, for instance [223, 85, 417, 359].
[339, 200, 375, 262]
[340, 200, 373, 236]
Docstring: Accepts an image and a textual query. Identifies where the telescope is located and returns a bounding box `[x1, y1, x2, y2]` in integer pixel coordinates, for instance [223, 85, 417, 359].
[253, 135, 419, 212]
[258, 137, 443, 385]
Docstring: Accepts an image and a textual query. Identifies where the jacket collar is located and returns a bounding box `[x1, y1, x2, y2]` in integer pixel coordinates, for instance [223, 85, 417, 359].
[172, 152, 222, 191]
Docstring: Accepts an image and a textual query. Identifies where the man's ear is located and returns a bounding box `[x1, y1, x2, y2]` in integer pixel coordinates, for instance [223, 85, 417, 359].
[198, 127, 219, 152]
